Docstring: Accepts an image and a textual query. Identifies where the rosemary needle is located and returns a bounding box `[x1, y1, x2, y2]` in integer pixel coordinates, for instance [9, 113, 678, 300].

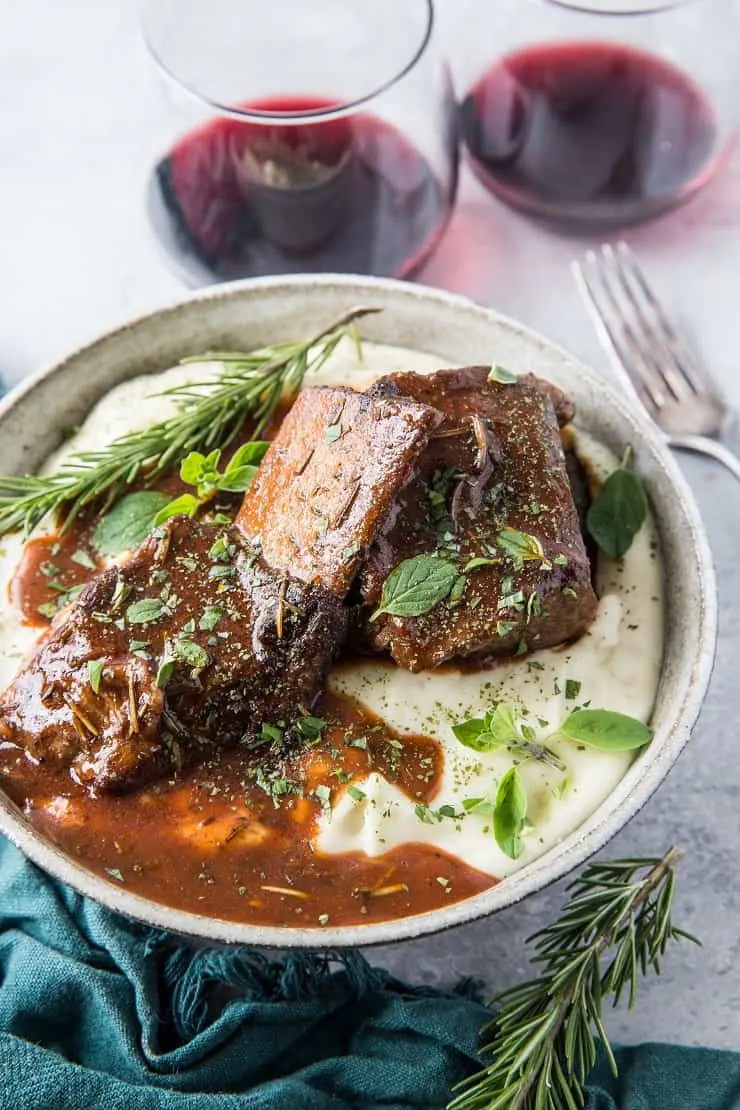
[448, 847, 697, 1110]
[0, 305, 379, 538]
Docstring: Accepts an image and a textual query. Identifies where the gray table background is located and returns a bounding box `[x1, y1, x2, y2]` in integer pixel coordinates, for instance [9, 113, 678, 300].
[1, 0, 739, 1051]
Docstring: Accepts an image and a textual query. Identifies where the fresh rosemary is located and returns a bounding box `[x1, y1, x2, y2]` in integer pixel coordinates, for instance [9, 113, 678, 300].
[449, 847, 696, 1110]
[0, 305, 378, 538]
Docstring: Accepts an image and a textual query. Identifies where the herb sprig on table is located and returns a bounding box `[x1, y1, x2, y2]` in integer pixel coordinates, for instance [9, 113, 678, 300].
[0, 306, 378, 538]
[449, 847, 696, 1110]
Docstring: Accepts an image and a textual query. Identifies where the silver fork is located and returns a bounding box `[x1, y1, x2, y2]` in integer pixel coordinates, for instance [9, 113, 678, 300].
[572, 241, 740, 483]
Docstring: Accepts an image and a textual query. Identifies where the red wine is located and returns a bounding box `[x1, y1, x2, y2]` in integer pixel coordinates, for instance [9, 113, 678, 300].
[149, 95, 455, 284]
[460, 41, 718, 226]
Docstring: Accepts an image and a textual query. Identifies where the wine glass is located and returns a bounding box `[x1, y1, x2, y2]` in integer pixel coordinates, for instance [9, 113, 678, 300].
[141, 0, 458, 285]
[457, 0, 738, 227]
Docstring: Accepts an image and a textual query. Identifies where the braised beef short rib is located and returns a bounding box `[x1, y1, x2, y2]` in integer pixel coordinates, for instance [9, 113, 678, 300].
[0, 519, 346, 792]
[357, 368, 598, 671]
[235, 385, 441, 596]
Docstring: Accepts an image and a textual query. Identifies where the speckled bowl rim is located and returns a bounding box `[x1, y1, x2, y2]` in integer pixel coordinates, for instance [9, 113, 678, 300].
[0, 275, 717, 948]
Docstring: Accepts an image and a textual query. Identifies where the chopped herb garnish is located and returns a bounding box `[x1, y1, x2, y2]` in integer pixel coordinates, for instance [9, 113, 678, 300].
[324, 422, 342, 444]
[155, 658, 175, 688]
[199, 606, 223, 631]
[347, 785, 366, 802]
[565, 679, 581, 701]
[126, 597, 166, 624]
[71, 549, 96, 570]
[488, 364, 518, 385]
[173, 639, 209, 669]
[105, 868, 125, 883]
[87, 659, 104, 694]
[295, 716, 326, 741]
[496, 527, 551, 571]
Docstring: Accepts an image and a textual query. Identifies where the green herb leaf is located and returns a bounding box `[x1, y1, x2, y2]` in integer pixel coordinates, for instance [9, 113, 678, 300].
[87, 659, 104, 694]
[565, 678, 581, 701]
[198, 606, 223, 631]
[216, 465, 258, 492]
[295, 715, 326, 740]
[496, 527, 550, 570]
[226, 441, 269, 471]
[496, 620, 518, 637]
[153, 493, 202, 526]
[370, 555, 458, 621]
[126, 597, 166, 625]
[105, 868, 124, 883]
[155, 658, 175, 688]
[493, 767, 528, 860]
[71, 549, 96, 570]
[464, 556, 500, 572]
[415, 803, 436, 824]
[314, 784, 332, 814]
[347, 785, 366, 802]
[488, 364, 518, 385]
[561, 708, 653, 751]
[324, 422, 342, 444]
[586, 448, 648, 559]
[173, 639, 209, 669]
[92, 491, 171, 556]
[451, 717, 488, 749]
[261, 723, 284, 745]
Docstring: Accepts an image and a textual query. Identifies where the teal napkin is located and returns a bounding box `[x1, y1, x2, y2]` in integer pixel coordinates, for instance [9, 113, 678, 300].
[1, 835, 739, 1110]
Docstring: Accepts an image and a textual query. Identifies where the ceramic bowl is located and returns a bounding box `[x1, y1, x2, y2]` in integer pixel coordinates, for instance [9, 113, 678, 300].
[0, 275, 717, 947]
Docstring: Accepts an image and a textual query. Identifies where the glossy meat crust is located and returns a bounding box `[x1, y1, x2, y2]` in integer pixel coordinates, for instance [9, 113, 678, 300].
[0, 519, 347, 792]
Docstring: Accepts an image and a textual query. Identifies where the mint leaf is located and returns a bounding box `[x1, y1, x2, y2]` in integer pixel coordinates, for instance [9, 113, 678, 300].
[126, 597, 166, 625]
[494, 767, 527, 860]
[92, 491, 171, 556]
[488, 364, 518, 385]
[370, 555, 458, 621]
[586, 448, 648, 559]
[561, 708, 653, 751]
[87, 659, 104, 694]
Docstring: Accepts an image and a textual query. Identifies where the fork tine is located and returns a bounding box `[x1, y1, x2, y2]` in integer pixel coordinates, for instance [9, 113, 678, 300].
[603, 243, 694, 404]
[614, 242, 716, 401]
[573, 252, 668, 412]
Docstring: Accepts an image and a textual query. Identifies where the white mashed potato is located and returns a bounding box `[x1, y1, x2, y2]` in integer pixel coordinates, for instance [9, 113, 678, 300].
[0, 337, 663, 880]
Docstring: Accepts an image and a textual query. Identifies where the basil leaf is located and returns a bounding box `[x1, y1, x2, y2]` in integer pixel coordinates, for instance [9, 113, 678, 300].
[496, 528, 549, 570]
[586, 451, 648, 559]
[153, 493, 201, 525]
[493, 767, 528, 860]
[87, 659, 104, 694]
[370, 555, 458, 621]
[216, 465, 259, 492]
[92, 492, 171, 556]
[126, 597, 166, 625]
[488, 364, 518, 385]
[561, 708, 653, 751]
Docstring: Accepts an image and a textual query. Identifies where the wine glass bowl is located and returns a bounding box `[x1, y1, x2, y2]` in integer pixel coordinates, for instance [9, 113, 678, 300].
[142, 0, 458, 285]
[458, 0, 738, 228]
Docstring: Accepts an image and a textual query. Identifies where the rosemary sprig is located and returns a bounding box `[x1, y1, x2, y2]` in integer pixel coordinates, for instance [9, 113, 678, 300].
[0, 306, 379, 538]
[449, 847, 697, 1110]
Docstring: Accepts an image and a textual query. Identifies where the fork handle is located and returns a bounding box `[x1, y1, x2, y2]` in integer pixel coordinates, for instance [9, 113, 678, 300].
[668, 434, 740, 483]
